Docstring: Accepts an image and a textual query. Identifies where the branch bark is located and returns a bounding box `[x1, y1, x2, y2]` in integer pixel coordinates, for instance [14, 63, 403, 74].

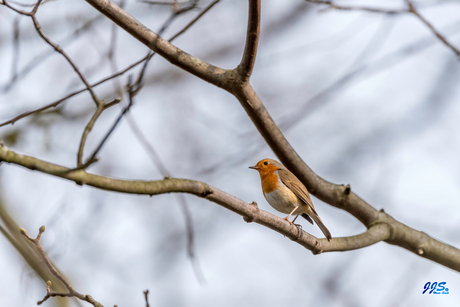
[84, 0, 230, 89]
[0, 145, 387, 254]
[237, 0, 261, 82]
[1, 145, 460, 270]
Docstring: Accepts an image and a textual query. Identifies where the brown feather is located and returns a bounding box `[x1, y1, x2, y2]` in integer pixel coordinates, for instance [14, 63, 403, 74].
[278, 169, 318, 215]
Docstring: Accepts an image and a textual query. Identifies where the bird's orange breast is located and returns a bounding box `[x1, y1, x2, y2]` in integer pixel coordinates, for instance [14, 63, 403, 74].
[259, 167, 280, 194]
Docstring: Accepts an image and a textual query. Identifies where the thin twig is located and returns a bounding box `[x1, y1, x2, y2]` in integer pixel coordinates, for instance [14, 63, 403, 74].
[131, 0, 198, 95]
[168, 0, 220, 42]
[1, 14, 105, 93]
[405, 0, 460, 57]
[143, 290, 150, 307]
[30, 15, 102, 105]
[306, 0, 460, 57]
[82, 0, 221, 167]
[0, 54, 149, 128]
[77, 98, 121, 167]
[2, 0, 102, 106]
[11, 16, 20, 82]
[0, 0, 221, 128]
[306, 0, 407, 14]
[108, 0, 126, 97]
[19, 226, 104, 307]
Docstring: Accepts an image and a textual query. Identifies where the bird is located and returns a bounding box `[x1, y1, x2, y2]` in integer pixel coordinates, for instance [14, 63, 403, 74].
[249, 158, 332, 241]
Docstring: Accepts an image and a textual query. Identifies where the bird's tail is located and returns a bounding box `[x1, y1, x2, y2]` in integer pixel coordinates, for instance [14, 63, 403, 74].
[301, 213, 313, 225]
[310, 214, 332, 242]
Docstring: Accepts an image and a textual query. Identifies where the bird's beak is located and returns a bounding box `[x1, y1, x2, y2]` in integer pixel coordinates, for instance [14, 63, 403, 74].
[249, 165, 259, 170]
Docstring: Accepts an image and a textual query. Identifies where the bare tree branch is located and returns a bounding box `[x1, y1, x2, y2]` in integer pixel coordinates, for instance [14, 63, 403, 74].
[83, 0, 230, 89]
[306, 0, 460, 57]
[143, 290, 150, 307]
[306, 0, 407, 14]
[20, 226, 104, 307]
[0, 200, 70, 307]
[1, 14, 105, 93]
[2, 0, 103, 105]
[74, 0, 222, 171]
[0, 0, 221, 129]
[405, 0, 460, 57]
[1, 145, 460, 271]
[77, 98, 120, 167]
[237, 0, 261, 82]
[168, 0, 220, 42]
[0, 54, 149, 128]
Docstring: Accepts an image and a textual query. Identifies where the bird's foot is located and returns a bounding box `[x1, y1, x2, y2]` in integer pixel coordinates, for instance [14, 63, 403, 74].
[293, 223, 302, 230]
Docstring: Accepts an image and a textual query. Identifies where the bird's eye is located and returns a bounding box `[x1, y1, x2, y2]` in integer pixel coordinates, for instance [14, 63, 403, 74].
[263, 161, 268, 165]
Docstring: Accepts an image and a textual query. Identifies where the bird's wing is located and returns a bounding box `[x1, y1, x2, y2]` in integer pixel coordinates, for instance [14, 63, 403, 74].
[278, 169, 318, 215]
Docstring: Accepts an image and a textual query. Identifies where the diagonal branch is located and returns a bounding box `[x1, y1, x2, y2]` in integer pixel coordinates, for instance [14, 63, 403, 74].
[1, 145, 460, 271]
[20, 226, 104, 306]
[306, 0, 460, 57]
[0, 0, 221, 129]
[77, 98, 120, 167]
[237, 0, 261, 82]
[405, 0, 460, 57]
[84, 0, 230, 89]
[2, 0, 102, 105]
[305, 0, 407, 14]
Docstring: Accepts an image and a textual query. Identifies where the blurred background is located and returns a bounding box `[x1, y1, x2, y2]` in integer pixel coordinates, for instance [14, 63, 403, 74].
[1, 0, 460, 306]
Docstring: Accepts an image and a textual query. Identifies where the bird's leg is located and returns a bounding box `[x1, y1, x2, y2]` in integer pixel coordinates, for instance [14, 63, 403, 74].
[291, 214, 303, 229]
[291, 214, 299, 224]
[283, 206, 299, 224]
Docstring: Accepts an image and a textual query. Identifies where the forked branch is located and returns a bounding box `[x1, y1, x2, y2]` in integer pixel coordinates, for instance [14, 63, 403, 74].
[19, 226, 104, 306]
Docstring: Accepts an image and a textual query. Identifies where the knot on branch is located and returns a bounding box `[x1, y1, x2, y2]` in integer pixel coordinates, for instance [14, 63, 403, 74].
[337, 183, 351, 208]
[311, 238, 323, 255]
[243, 201, 259, 223]
[202, 185, 213, 197]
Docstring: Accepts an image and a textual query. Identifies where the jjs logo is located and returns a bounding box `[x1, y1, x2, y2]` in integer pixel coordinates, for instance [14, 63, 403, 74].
[423, 282, 449, 294]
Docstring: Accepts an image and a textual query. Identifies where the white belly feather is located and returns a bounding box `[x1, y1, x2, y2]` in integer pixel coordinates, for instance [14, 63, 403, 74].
[264, 181, 303, 215]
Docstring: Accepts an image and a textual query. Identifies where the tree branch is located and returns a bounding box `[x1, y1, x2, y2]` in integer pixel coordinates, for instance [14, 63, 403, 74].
[1, 145, 460, 270]
[405, 0, 460, 57]
[84, 0, 230, 89]
[20, 226, 103, 306]
[306, 0, 460, 57]
[0, 0, 220, 128]
[237, 0, 261, 82]
[305, 0, 406, 14]
[77, 98, 120, 167]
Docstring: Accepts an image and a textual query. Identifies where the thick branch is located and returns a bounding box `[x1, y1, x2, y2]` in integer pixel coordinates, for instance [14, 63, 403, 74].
[84, 0, 230, 89]
[228, 83, 460, 271]
[237, 0, 261, 82]
[1, 145, 460, 270]
[1, 145, 391, 254]
[231, 83, 378, 225]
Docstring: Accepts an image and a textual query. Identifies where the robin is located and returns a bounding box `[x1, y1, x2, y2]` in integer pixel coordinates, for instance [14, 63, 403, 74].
[249, 159, 332, 241]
